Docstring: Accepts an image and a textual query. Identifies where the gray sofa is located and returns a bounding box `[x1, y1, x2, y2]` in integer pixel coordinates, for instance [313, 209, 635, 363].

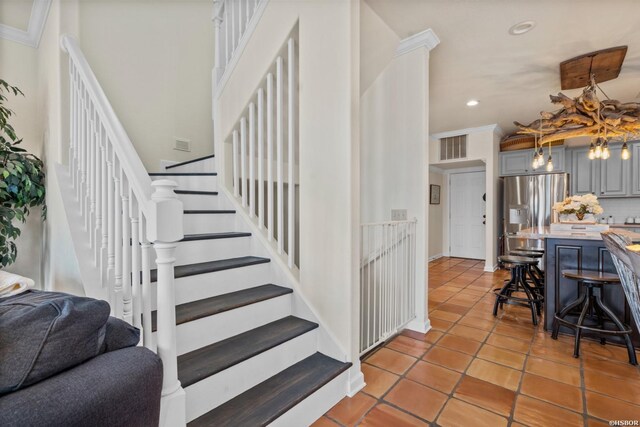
[0, 291, 163, 427]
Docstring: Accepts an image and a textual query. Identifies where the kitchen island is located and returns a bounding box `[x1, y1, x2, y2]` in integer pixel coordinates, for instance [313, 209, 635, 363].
[517, 227, 640, 345]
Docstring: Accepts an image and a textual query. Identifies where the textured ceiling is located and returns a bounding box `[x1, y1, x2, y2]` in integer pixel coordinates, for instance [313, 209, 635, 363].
[365, 0, 640, 137]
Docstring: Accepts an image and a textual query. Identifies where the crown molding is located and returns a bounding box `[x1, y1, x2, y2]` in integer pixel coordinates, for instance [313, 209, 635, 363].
[430, 124, 502, 140]
[396, 28, 440, 56]
[0, 0, 52, 48]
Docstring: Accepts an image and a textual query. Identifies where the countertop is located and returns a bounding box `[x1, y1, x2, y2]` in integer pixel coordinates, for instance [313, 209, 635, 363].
[517, 226, 640, 241]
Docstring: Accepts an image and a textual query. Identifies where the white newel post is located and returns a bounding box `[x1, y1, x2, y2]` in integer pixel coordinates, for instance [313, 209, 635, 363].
[212, 0, 224, 85]
[149, 180, 186, 427]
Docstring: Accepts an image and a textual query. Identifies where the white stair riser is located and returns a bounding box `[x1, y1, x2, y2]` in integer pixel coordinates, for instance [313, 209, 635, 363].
[181, 213, 248, 234]
[182, 213, 248, 234]
[152, 262, 277, 306]
[153, 294, 292, 356]
[150, 175, 217, 192]
[170, 237, 252, 266]
[165, 157, 216, 173]
[269, 370, 350, 427]
[185, 330, 318, 422]
[177, 194, 231, 211]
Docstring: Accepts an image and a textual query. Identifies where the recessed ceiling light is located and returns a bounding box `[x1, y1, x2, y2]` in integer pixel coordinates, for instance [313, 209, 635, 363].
[509, 20, 536, 35]
[466, 99, 479, 107]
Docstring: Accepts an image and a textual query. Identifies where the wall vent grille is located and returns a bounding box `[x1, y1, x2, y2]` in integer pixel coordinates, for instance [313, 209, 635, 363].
[440, 134, 467, 160]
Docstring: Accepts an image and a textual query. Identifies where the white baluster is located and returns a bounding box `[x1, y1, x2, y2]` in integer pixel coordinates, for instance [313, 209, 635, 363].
[240, 117, 247, 207]
[77, 87, 85, 211]
[150, 180, 185, 427]
[266, 73, 274, 241]
[94, 114, 102, 265]
[88, 103, 96, 247]
[257, 88, 264, 229]
[68, 61, 75, 181]
[106, 141, 116, 290]
[287, 38, 296, 268]
[249, 102, 255, 218]
[121, 174, 133, 324]
[276, 56, 284, 254]
[100, 127, 109, 285]
[231, 0, 236, 51]
[238, 0, 243, 37]
[224, 1, 230, 64]
[232, 130, 239, 197]
[130, 193, 142, 331]
[140, 213, 155, 351]
[113, 158, 123, 318]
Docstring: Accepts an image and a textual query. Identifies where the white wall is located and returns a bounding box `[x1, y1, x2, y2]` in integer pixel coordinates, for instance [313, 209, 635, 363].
[214, 0, 361, 365]
[428, 169, 444, 259]
[360, 0, 399, 95]
[360, 39, 433, 332]
[78, 0, 215, 171]
[430, 125, 502, 271]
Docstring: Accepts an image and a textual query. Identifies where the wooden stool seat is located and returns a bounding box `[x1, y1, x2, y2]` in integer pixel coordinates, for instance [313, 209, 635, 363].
[498, 255, 539, 265]
[562, 269, 621, 284]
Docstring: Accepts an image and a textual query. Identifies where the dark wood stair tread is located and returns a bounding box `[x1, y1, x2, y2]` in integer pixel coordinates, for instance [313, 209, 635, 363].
[151, 284, 292, 331]
[184, 209, 236, 214]
[165, 154, 216, 170]
[150, 256, 270, 282]
[181, 232, 251, 242]
[188, 352, 351, 427]
[149, 172, 217, 176]
[175, 190, 218, 196]
[178, 316, 318, 387]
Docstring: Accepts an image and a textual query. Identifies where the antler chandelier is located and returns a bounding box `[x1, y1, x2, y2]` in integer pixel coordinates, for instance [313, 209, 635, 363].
[516, 75, 633, 166]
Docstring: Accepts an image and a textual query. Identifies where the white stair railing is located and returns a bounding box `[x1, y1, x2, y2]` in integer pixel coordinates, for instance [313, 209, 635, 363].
[212, 0, 267, 91]
[227, 32, 299, 270]
[61, 35, 186, 426]
[360, 220, 417, 355]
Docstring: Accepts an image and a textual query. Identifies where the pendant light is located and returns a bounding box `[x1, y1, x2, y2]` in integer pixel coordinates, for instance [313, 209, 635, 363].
[546, 144, 554, 171]
[588, 141, 596, 159]
[531, 129, 540, 169]
[622, 142, 631, 160]
[601, 139, 611, 159]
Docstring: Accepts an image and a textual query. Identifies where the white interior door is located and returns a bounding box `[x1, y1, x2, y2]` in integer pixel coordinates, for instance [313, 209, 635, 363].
[449, 171, 486, 260]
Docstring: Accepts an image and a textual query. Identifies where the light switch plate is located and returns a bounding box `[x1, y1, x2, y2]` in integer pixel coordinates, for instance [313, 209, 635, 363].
[391, 209, 407, 221]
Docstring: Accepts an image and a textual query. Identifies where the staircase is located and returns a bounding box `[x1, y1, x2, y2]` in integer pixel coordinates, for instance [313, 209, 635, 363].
[149, 156, 351, 425]
[58, 26, 355, 426]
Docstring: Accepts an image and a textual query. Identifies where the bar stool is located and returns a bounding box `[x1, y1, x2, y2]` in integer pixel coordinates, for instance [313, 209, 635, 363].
[494, 255, 544, 325]
[509, 249, 545, 292]
[552, 269, 637, 365]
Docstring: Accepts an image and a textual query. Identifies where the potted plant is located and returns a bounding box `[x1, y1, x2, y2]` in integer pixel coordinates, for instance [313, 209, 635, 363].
[0, 79, 46, 268]
[552, 194, 603, 223]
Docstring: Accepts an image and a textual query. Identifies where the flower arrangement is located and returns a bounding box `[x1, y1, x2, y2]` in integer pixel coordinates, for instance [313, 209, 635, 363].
[553, 194, 603, 221]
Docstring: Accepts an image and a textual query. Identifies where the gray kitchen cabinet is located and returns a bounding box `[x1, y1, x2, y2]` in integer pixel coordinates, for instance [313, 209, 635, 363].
[499, 150, 531, 176]
[600, 144, 629, 197]
[499, 147, 565, 176]
[571, 146, 598, 195]
[633, 143, 640, 195]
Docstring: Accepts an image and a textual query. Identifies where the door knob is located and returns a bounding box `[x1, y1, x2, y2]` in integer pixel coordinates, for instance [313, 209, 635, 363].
[483, 221, 486, 225]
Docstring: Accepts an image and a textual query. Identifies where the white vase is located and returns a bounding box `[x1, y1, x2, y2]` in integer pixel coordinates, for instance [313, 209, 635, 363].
[559, 213, 596, 223]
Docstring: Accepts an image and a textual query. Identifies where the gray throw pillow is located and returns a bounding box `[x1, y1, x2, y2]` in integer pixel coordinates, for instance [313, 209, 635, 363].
[100, 316, 141, 352]
[0, 290, 110, 395]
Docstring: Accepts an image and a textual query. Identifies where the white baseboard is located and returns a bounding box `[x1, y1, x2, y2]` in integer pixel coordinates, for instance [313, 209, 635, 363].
[428, 253, 443, 262]
[405, 318, 431, 334]
[484, 263, 498, 272]
[347, 365, 365, 397]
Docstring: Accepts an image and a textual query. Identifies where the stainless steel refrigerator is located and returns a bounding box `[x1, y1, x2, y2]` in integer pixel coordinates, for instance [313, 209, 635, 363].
[502, 173, 569, 254]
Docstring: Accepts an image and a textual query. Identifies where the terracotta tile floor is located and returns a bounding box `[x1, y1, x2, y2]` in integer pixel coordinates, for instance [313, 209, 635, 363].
[314, 257, 640, 427]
